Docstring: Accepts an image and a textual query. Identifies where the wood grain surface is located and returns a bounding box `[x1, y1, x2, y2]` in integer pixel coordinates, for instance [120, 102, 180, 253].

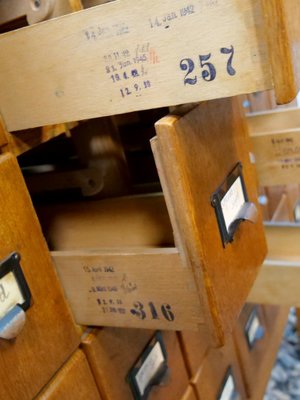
[153, 98, 267, 346]
[249, 305, 289, 399]
[251, 129, 300, 187]
[82, 329, 189, 400]
[178, 328, 210, 377]
[262, 0, 300, 104]
[81, 327, 154, 400]
[52, 249, 203, 330]
[0, 153, 79, 400]
[37, 194, 173, 250]
[180, 386, 198, 400]
[233, 304, 270, 397]
[247, 108, 300, 135]
[0, 0, 272, 131]
[191, 336, 247, 400]
[36, 350, 101, 399]
[248, 223, 300, 306]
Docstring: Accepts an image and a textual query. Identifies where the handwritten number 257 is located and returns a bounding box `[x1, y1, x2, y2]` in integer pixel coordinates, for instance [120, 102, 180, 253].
[180, 46, 236, 85]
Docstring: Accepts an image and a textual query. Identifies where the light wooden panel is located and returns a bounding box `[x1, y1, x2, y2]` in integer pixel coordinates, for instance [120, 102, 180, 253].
[251, 129, 300, 186]
[248, 223, 300, 306]
[0, 0, 272, 131]
[248, 260, 300, 307]
[262, 0, 300, 104]
[52, 249, 203, 330]
[37, 194, 174, 250]
[265, 222, 300, 259]
[36, 350, 101, 399]
[247, 108, 300, 135]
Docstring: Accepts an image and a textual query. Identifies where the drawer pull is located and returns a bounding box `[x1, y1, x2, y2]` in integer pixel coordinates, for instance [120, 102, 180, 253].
[0, 305, 26, 340]
[0, 253, 31, 340]
[212, 162, 258, 246]
[228, 202, 258, 236]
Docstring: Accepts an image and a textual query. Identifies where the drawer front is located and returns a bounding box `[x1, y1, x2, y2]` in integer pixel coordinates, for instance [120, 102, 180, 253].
[36, 350, 101, 399]
[192, 337, 246, 400]
[0, 154, 79, 399]
[0, 1, 272, 131]
[82, 328, 189, 400]
[153, 98, 267, 345]
[233, 304, 269, 396]
[178, 328, 210, 377]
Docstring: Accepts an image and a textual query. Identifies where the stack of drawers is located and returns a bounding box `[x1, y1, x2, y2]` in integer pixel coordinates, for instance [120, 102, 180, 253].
[0, 0, 299, 398]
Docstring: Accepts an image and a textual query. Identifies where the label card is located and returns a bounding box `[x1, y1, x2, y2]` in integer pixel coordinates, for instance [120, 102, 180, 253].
[128, 332, 168, 399]
[0, 272, 24, 320]
[211, 163, 248, 246]
[221, 177, 245, 233]
[0, 253, 31, 322]
[218, 369, 239, 400]
[245, 307, 264, 349]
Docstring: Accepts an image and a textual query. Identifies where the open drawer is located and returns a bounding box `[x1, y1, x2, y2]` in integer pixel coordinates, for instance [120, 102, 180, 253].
[0, 0, 300, 131]
[37, 98, 266, 346]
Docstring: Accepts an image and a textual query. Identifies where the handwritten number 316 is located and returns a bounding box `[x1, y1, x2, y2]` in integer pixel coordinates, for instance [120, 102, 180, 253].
[180, 46, 236, 85]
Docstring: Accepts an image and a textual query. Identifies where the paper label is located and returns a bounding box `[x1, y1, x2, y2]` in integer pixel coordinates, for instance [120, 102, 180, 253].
[221, 177, 245, 232]
[219, 374, 236, 400]
[135, 341, 165, 396]
[247, 314, 260, 345]
[0, 272, 24, 320]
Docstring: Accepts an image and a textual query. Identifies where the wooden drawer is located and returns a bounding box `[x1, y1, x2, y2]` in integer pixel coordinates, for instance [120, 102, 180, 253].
[178, 328, 210, 377]
[82, 328, 189, 400]
[0, 1, 300, 131]
[233, 304, 269, 397]
[0, 153, 79, 400]
[36, 349, 101, 399]
[247, 305, 289, 399]
[38, 98, 266, 346]
[192, 337, 246, 400]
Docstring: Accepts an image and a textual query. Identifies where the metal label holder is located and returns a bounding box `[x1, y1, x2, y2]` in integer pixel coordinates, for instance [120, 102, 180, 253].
[0, 253, 31, 340]
[127, 331, 168, 400]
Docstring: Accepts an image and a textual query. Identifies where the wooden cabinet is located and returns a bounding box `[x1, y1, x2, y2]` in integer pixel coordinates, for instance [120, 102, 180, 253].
[0, 153, 79, 400]
[234, 304, 289, 399]
[191, 337, 247, 400]
[233, 304, 270, 397]
[36, 350, 101, 399]
[82, 328, 188, 400]
[178, 328, 210, 377]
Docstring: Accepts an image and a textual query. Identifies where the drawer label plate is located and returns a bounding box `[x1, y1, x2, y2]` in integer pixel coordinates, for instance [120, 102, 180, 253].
[0, 253, 31, 321]
[128, 332, 168, 399]
[211, 162, 248, 246]
[218, 368, 239, 400]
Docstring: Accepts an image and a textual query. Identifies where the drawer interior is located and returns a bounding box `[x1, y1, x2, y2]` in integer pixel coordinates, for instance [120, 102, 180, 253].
[36, 193, 175, 251]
